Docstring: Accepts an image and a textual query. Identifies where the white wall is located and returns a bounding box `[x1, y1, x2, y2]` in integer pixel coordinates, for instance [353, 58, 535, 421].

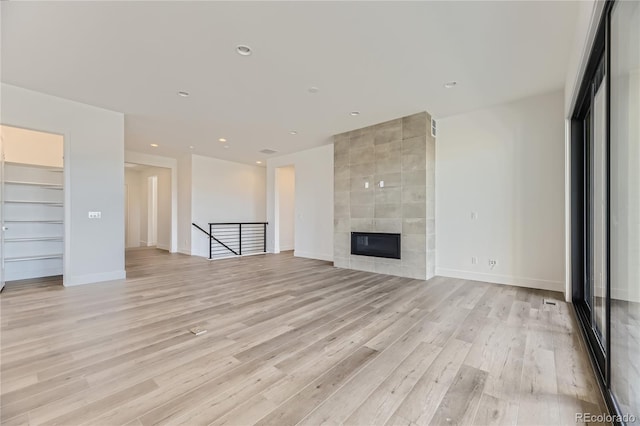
[1, 83, 125, 286]
[155, 168, 171, 250]
[267, 144, 334, 261]
[436, 91, 566, 292]
[276, 166, 295, 251]
[1, 125, 63, 167]
[125, 169, 142, 248]
[190, 154, 266, 258]
[177, 155, 192, 254]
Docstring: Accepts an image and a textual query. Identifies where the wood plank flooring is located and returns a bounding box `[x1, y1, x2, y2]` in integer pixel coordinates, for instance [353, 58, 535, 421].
[1, 248, 607, 425]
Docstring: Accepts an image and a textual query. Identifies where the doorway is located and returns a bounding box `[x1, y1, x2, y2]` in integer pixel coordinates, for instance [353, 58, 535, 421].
[0, 125, 64, 290]
[124, 163, 171, 251]
[275, 166, 295, 253]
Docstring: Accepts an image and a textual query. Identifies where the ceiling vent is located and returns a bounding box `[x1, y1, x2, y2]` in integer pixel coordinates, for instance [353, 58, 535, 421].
[431, 118, 437, 138]
[260, 149, 277, 155]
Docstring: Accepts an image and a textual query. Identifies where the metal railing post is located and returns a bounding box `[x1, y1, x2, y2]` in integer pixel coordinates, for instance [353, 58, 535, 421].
[263, 223, 267, 253]
[238, 223, 242, 256]
[209, 224, 212, 259]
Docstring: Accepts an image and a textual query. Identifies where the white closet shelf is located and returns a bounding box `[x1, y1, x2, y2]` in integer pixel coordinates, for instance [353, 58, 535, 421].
[4, 162, 63, 171]
[4, 181, 63, 189]
[5, 254, 63, 262]
[5, 237, 63, 242]
[4, 220, 64, 223]
[5, 200, 63, 206]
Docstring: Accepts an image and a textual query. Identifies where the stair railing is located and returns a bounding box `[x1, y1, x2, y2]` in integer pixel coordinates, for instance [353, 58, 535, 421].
[192, 222, 268, 259]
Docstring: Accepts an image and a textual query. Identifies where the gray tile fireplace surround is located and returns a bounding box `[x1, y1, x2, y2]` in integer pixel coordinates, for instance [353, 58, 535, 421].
[333, 112, 435, 280]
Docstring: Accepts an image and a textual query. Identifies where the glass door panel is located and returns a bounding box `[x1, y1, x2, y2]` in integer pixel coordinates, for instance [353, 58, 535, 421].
[610, 0, 639, 418]
[591, 75, 608, 347]
[584, 110, 592, 311]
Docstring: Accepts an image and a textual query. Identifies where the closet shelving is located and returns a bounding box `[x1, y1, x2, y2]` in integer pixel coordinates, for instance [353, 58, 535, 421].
[3, 161, 64, 280]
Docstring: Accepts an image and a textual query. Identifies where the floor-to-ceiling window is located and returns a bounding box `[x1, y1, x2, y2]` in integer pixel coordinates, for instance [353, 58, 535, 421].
[610, 0, 639, 419]
[572, 1, 639, 423]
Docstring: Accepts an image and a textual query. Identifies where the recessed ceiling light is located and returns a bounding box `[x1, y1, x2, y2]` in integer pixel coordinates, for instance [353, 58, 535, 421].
[177, 91, 190, 97]
[236, 45, 252, 56]
[444, 81, 458, 89]
[150, 143, 159, 147]
[219, 138, 227, 143]
[256, 161, 262, 164]
[223, 145, 229, 149]
[350, 111, 360, 116]
[308, 86, 320, 94]
[289, 131, 298, 135]
[189, 146, 194, 149]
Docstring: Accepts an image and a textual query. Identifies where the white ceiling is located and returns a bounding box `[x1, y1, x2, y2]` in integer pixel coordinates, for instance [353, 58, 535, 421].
[1, 1, 578, 165]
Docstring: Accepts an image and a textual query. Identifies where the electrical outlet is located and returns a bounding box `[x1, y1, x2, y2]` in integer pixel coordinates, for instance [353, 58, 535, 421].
[471, 212, 478, 220]
[489, 259, 497, 269]
[471, 256, 478, 265]
[88, 211, 102, 219]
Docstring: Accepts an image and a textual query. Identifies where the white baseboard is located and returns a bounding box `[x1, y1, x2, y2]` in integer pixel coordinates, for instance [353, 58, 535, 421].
[294, 250, 333, 262]
[279, 245, 294, 251]
[64, 270, 127, 287]
[178, 248, 191, 255]
[156, 243, 170, 251]
[435, 267, 564, 293]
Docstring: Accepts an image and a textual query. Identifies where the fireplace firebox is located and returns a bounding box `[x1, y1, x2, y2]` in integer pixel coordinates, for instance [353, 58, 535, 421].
[351, 232, 401, 259]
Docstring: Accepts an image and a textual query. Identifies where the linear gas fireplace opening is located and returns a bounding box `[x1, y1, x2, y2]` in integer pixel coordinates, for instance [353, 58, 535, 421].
[351, 232, 401, 259]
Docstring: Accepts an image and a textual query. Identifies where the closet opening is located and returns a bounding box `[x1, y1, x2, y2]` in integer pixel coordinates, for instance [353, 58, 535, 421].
[1, 125, 65, 291]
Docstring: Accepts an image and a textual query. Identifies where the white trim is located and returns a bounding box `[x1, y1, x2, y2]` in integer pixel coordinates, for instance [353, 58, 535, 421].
[279, 245, 294, 251]
[156, 243, 170, 251]
[178, 248, 191, 255]
[564, 1, 607, 302]
[436, 267, 564, 292]
[64, 269, 126, 287]
[567, 1, 607, 115]
[294, 250, 333, 262]
[565, 120, 572, 301]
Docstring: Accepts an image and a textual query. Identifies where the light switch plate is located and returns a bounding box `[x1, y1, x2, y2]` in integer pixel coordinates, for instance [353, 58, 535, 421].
[88, 211, 102, 219]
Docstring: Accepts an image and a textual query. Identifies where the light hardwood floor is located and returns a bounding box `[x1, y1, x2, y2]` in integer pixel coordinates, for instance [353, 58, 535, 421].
[1, 248, 606, 425]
